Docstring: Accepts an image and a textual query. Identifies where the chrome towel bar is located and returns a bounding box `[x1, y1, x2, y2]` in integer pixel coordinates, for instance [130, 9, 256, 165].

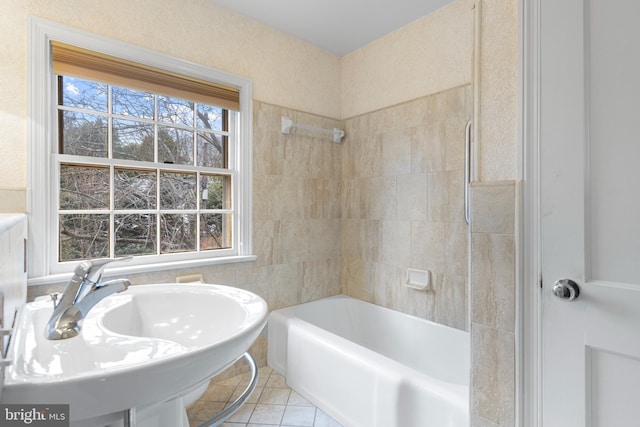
[281, 116, 345, 143]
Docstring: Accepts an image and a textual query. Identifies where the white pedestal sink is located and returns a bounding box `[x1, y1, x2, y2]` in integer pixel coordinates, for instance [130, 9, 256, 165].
[1, 283, 268, 426]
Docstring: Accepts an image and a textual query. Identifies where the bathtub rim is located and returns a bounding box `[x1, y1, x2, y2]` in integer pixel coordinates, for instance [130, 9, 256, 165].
[267, 294, 470, 387]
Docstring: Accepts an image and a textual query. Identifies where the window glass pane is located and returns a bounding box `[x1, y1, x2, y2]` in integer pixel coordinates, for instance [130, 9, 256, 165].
[158, 126, 193, 165]
[60, 164, 109, 210]
[60, 111, 108, 157]
[158, 96, 194, 126]
[60, 76, 107, 112]
[115, 213, 156, 256]
[59, 214, 109, 261]
[197, 132, 226, 168]
[113, 119, 154, 162]
[115, 169, 157, 209]
[196, 104, 224, 131]
[54, 71, 237, 266]
[160, 172, 196, 209]
[200, 174, 231, 209]
[112, 87, 154, 119]
[200, 213, 231, 250]
[160, 214, 196, 253]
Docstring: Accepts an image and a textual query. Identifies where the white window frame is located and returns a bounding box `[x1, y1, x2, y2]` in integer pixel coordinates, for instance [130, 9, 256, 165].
[28, 18, 254, 284]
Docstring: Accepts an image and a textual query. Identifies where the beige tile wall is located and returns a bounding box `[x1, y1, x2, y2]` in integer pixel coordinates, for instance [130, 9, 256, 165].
[128, 102, 344, 366]
[470, 181, 516, 427]
[170, 101, 340, 360]
[341, 85, 471, 331]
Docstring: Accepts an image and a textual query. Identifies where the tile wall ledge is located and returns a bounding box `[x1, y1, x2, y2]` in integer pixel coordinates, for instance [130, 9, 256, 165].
[254, 99, 342, 122]
[0, 188, 27, 213]
[341, 82, 472, 122]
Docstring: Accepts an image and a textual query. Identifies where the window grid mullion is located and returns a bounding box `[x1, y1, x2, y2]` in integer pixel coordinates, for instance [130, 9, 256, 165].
[57, 155, 232, 175]
[193, 105, 200, 251]
[56, 105, 230, 138]
[57, 208, 229, 215]
[154, 96, 160, 256]
[154, 95, 159, 164]
[107, 85, 113, 159]
[108, 86, 114, 258]
[193, 103, 198, 169]
[196, 170, 201, 252]
[109, 164, 115, 258]
[156, 165, 161, 256]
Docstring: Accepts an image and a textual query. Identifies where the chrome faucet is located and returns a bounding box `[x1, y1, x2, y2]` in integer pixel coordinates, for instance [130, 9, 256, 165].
[45, 257, 132, 340]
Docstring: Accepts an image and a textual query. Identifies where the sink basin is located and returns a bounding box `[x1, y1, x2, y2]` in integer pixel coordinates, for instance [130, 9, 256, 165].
[1, 283, 268, 424]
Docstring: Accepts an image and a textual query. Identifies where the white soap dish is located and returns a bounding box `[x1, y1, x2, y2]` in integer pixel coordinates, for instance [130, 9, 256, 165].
[404, 268, 431, 291]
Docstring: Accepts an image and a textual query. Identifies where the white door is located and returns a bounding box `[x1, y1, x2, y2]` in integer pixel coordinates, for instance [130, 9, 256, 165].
[540, 0, 640, 425]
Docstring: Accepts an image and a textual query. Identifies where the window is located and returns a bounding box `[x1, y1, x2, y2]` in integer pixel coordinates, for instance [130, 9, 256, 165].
[57, 75, 233, 260]
[29, 19, 253, 281]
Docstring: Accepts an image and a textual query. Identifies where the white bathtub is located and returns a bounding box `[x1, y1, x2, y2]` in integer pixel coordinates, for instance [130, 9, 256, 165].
[267, 295, 469, 427]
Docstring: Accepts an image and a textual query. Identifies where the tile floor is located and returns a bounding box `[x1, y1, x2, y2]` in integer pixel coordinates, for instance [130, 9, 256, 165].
[187, 366, 343, 427]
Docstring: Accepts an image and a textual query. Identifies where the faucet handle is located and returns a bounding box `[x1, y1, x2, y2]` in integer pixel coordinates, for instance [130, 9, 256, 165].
[77, 256, 133, 284]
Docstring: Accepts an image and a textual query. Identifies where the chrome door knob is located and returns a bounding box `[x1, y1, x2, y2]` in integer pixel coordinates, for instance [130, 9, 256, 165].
[553, 279, 580, 301]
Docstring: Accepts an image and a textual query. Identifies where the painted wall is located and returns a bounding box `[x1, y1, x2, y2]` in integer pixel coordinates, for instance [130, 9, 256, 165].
[0, 0, 343, 211]
[341, 0, 474, 119]
[477, 0, 519, 181]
